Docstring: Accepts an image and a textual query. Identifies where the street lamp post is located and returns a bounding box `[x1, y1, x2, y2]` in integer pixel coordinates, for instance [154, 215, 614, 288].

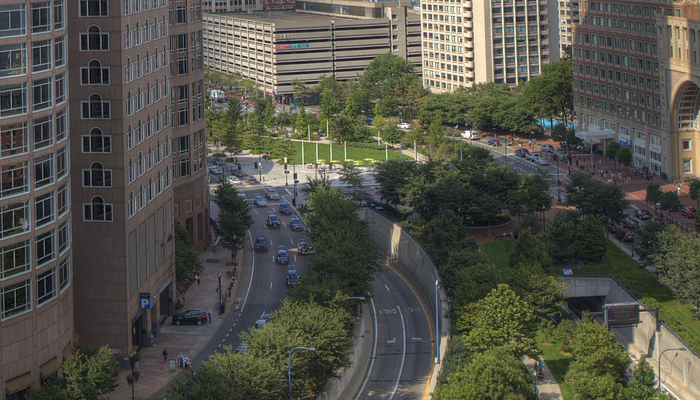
[658, 348, 686, 393]
[125, 370, 140, 400]
[557, 155, 562, 204]
[288, 346, 316, 400]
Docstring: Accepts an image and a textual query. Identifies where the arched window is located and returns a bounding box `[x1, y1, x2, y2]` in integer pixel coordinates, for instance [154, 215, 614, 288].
[83, 161, 112, 187]
[82, 127, 111, 153]
[84, 196, 113, 222]
[80, 0, 109, 17]
[128, 158, 134, 183]
[80, 59, 110, 85]
[80, 26, 109, 51]
[81, 94, 110, 119]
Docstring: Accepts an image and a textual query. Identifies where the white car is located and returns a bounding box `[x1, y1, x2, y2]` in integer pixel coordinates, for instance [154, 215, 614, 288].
[534, 158, 549, 166]
[397, 122, 411, 130]
[461, 130, 479, 140]
[539, 144, 555, 153]
[227, 176, 243, 185]
[209, 166, 222, 175]
[528, 153, 542, 162]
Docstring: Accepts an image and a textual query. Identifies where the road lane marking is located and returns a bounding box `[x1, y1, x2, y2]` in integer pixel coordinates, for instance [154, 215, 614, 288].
[253, 209, 258, 214]
[270, 239, 273, 246]
[285, 188, 291, 195]
[240, 230, 256, 314]
[390, 305, 407, 400]
[355, 295, 378, 400]
[384, 284, 391, 291]
[270, 281, 273, 290]
[294, 255, 297, 262]
[387, 338, 396, 344]
[290, 238, 294, 244]
[282, 221, 287, 227]
[272, 255, 275, 263]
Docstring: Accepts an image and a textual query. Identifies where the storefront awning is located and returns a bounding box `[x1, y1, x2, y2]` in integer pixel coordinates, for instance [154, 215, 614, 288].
[40, 357, 61, 378]
[575, 129, 616, 142]
[5, 373, 33, 394]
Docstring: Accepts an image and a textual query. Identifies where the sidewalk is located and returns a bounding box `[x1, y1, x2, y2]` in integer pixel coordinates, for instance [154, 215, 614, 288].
[524, 356, 563, 400]
[108, 239, 241, 400]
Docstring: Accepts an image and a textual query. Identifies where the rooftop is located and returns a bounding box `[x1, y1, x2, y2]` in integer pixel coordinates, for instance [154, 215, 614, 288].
[212, 10, 362, 25]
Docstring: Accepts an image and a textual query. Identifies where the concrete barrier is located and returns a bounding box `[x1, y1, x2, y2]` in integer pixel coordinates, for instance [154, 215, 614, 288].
[561, 277, 700, 399]
[358, 208, 450, 399]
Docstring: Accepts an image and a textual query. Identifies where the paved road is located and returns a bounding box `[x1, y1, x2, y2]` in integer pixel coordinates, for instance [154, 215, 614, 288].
[194, 185, 310, 364]
[354, 264, 433, 400]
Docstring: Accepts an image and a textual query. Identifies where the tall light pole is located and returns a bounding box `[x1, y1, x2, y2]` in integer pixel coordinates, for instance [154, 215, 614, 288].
[435, 278, 440, 364]
[658, 347, 686, 393]
[288, 346, 316, 400]
[557, 155, 562, 204]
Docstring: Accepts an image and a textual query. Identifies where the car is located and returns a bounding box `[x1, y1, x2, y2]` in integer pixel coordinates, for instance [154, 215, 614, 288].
[367, 202, 384, 212]
[534, 158, 549, 166]
[209, 166, 222, 175]
[681, 206, 696, 218]
[227, 176, 243, 185]
[487, 138, 501, 146]
[235, 345, 248, 355]
[514, 148, 530, 157]
[461, 130, 479, 140]
[286, 268, 299, 288]
[297, 240, 309, 255]
[254, 235, 268, 251]
[264, 187, 280, 200]
[620, 216, 639, 230]
[397, 122, 411, 129]
[616, 228, 635, 242]
[365, 117, 374, 125]
[248, 177, 260, 185]
[607, 222, 623, 234]
[276, 245, 289, 265]
[172, 309, 208, 326]
[289, 216, 304, 231]
[254, 312, 270, 331]
[237, 192, 247, 201]
[253, 196, 267, 207]
[539, 144, 555, 153]
[528, 153, 543, 162]
[266, 213, 280, 228]
[554, 148, 568, 157]
[279, 201, 292, 214]
[635, 209, 652, 220]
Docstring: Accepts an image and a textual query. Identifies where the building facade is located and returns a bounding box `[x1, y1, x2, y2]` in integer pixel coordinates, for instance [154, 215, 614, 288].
[202, 0, 263, 14]
[67, 0, 208, 363]
[558, 0, 579, 57]
[203, 1, 421, 102]
[0, 0, 75, 397]
[420, 0, 560, 92]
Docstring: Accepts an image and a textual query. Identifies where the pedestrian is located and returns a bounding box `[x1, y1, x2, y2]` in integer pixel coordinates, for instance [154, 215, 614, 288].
[162, 347, 168, 362]
[208, 309, 213, 322]
[575, 159, 579, 167]
[195, 274, 200, 285]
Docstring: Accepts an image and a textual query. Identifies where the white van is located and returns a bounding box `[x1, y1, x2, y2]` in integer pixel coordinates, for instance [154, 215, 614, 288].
[461, 130, 480, 140]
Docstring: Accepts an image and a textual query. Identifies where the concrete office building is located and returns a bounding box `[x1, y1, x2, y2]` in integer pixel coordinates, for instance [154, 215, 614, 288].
[203, 0, 421, 102]
[572, 0, 697, 177]
[558, 0, 579, 57]
[202, 0, 263, 14]
[67, 0, 208, 363]
[0, 0, 75, 397]
[420, 0, 560, 92]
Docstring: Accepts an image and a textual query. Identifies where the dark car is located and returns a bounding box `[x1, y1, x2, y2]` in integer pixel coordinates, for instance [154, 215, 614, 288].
[681, 206, 696, 218]
[279, 201, 292, 214]
[607, 222, 623, 234]
[616, 228, 635, 242]
[253, 196, 267, 207]
[172, 309, 208, 326]
[635, 209, 652, 220]
[248, 177, 260, 185]
[290, 216, 304, 231]
[267, 213, 280, 228]
[254, 235, 267, 251]
[286, 268, 299, 288]
[235, 345, 248, 355]
[487, 139, 501, 146]
[276, 245, 289, 265]
[621, 216, 640, 230]
[367, 202, 384, 212]
[297, 240, 309, 255]
[514, 148, 529, 157]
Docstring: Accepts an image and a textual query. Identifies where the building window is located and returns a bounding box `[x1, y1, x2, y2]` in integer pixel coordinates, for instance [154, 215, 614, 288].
[176, 6, 186, 23]
[57, 220, 69, 254]
[32, 78, 52, 111]
[81, 60, 110, 85]
[33, 116, 53, 149]
[80, 26, 109, 51]
[35, 192, 54, 228]
[56, 146, 67, 179]
[0, 84, 27, 118]
[57, 183, 68, 216]
[56, 110, 67, 142]
[34, 154, 54, 189]
[59, 256, 70, 291]
[0, 123, 27, 158]
[83, 162, 112, 187]
[0, 240, 30, 279]
[0, 4, 26, 38]
[31, 2, 51, 34]
[81, 94, 110, 119]
[55, 73, 66, 104]
[1, 280, 31, 319]
[0, 162, 28, 198]
[84, 196, 113, 221]
[36, 268, 56, 306]
[0, 44, 27, 78]
[682, 140, 691, 150]
[0, 202, 29, 238]
[36, 230, 55, 266]
[80, 0, 108, 17]
[54, 0, 64, 30]
[31, 40, 52, 72]
[82, 128, 111, 153]
[683, 159, 692, 173]
[54, 36, 65, 67]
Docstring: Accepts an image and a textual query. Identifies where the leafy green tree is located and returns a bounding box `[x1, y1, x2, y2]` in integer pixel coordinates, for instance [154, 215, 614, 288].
[568, 372, 624, 400]
[653, 226, 700, 315]
[633, 220, 665, 266]
[689, 177, 700, 208]
[522, 58, 574, 124]
[339, 164, 364, 201]
[302, 174, 332, 197]
[646, 183, 662, 204]
[359, 54, 424, 118]
[435, 346, 535, 400]
[616, 147, 633, 167]
[330, 114, 370, 143]
[175, 223, 203, 284]
[524, 273, 565, 321]
[574, 215, 607, 262]
[566, 316, 629, 383]
[318, 76, 344, 119]
[625, 359, 669, 400]
[565, 173, 627, 222]
[551, 123, 570, 144]
[546, 211, 578, 262]
[214, 183, 253, 263]
[458, 284, 537, 357]
[380, 125, 405, 145]
[422, 210, 464, 267]
[605, 141, 621, 161]
[509, 229, 551, 272]
[509, 174, 552, 218]
[695, 211, 700, 233]
[374, 160, 418, 206]
[659, 191, 681, 211]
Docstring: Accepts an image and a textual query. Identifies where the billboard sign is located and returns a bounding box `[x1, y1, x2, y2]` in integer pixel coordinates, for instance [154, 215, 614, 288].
[276, 42, 310, 50]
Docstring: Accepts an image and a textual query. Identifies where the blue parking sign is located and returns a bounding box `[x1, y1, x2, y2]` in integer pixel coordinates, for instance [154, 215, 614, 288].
[140, 293, 151, 310]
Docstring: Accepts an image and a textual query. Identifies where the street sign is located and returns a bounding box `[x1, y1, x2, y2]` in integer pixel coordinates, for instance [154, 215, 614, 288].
[605, 303, 640, 328]
[139, 293, 152, 310]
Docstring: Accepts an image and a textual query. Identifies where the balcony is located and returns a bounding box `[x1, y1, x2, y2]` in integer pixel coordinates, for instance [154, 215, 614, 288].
[466, 70, 475, 79]
[466, 61, 474, 68]
[466, 50, 474, 57]
[465, 21, 473, 28]
[464, 11, 473, 18]
[465, 31, 473, 39]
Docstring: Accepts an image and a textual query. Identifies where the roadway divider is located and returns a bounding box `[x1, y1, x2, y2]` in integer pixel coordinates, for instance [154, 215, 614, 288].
[358, 207, 450, 399]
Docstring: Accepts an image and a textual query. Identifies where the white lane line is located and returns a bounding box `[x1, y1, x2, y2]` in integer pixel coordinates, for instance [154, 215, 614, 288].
[290, 238, 294, 244]
[272, 255, 275, 263]
[282, 221, 287, 227]
[384, 284, 391, 291]
[270, 239, 273, 246]
[389, 305, 406, 400]
[253, 209, 258, 214]
[294, 255, 297, 262]
[355, 295, 378, 400]
[285, 188, 291, 195]
[270, 281, 273, 290]
[240, 230, 256, 314]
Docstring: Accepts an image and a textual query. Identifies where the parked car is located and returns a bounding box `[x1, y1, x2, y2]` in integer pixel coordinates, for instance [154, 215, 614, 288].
[253, 196, 267, 207]
[254, 312, 270, 331]
[534, 158, 549, 166]
[227, 176, 243, 185]
[290, 216, 304, 231]
[172, 309, 208, 326]
[514, 148, 530, 157]
[237, 192, 247, 201]
[235, 345, 248, 355]
[279, 201, 292, 214]
[209, 166, 222, 175]
[487, 138, 501, 146]
[621, 216, 640, 230]
[254, 235, 268, 251]
[365, 117, 374, 125]
[397, 122, 411, 129]
[461, 130, 480, 140]
[539, 144, 555, 153]
[248, 177, 260, 185]
[528, 153, 543, 162]
[297, 240, 310, 255]
[286, 268, 299, 288]
[635, 209, 652, 220]
[264, 187, 280, 200]
[266, 213, 280, 228]
[276, 246, 289, 265]
[554, 148, 568, 157]
[616, 228, 635, 242]
[681, 206, 696, 218]
[607, 222, 623, 234]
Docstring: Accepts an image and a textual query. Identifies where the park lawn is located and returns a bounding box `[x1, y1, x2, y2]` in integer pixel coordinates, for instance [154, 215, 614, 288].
[536, 332, 574, 400]
[286, 141, 410, 166]
[481, 239, 700, 353]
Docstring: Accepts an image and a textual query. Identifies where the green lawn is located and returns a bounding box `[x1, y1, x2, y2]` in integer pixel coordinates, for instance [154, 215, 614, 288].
[285, 141, 411, 166]
[536, 332, 574, 399]
[481, 239, 700, 352]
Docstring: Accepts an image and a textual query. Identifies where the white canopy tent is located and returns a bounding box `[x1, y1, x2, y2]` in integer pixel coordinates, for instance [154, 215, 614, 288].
[574, 129, 616, 170]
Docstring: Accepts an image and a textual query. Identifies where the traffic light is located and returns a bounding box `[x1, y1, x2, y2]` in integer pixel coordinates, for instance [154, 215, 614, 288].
[558, 179, 562, 186]
[254, 161, 259, 170]
[293, 173, 297, 180]
[237, 163, 242, 171]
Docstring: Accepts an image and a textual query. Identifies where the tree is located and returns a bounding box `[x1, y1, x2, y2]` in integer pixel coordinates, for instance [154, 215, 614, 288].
[338, 164, 364, 201]
[659, 191, 681, 211]
[616, 147, 633, 167]
[318, 76, 344, 119]
[422, 210, 464, 267]
[458, 284, 537, 357]
[434, 347, 535, 400]
[509, 229, 550, 273]
[175, 223, 203, 285]
[522, 58, 574, 124]
[214, 183, 253, 263]
[565, 173, 627, 223]
[521, 274, 565, 321]
[632, 220, 665, 267]
[380, 125, 405, 145]
[330, 114, 370, 143]
[374, 160, 418, 206]
[646, 183, 662, 204]
[566, 316, 629, 383]
[574, 215, 607, 262]
[689, 177, 700, 208]
[625, 359, 669, 400]
[653, 226, 700, 315]
[358, 54, 424, 118]
[546, 211, 578, 262]
[568, 372, 624, 400]
[605, 141, 621, 161]
[551, 123, 570, 143]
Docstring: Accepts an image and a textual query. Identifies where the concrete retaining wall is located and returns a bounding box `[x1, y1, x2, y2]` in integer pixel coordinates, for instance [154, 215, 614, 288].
[561, 277, 700, 399]
[358, 208, 450, 399]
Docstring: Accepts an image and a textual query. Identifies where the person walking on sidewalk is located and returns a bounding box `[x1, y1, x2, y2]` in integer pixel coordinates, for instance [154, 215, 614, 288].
[194, 274, 200, 285]
[162, 348, 168, 362]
